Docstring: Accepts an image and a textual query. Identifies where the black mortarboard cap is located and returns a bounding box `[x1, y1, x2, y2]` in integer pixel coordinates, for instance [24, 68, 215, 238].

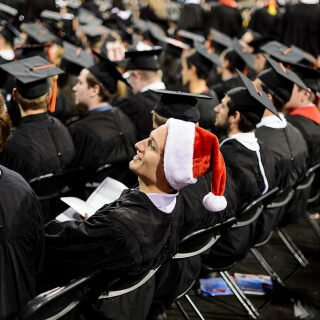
[145, 21, 167, 45]
[0, 55, 64, 99]
[0, 3, 18, 18]
[125, 46, 163, 71]
[0, 20, 19, 45]
[227, 70, 280, 126]
[81, 24, 110, 43]
[20, 23, 57, 44]
[132, 18, 149, 34]
[209, 28, 233, 53]
[258, 56, 309, 102]
[247, 35, 278, 54]
[187, 41, 221, 76]
[260, 41, 316, 67]
[164, 37, 190, 58]
[78, 8, 103, 26]
[152, 89, 211, 123]
[88, 51, 130, 94]
[290, 45, 318, 68]
[176, 29, 205, 48]
[287, 63, 320, 96]
[232, 41, 255, 69]
[61, 41, 94, 75]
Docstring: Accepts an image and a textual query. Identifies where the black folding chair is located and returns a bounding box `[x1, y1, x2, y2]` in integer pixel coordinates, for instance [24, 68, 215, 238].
[201, 187, 279, 320]
[303, 163, 320, 239]
[28, 167, 87, 222]
[173, 217, 237, 320]
[16, 270, 100, 320]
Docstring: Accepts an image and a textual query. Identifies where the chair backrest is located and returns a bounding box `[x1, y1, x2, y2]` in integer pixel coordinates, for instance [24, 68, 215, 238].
[267, 187, 295, 209]
[234, 187, 279, 228]
[173, 217, 237, 259]
[98, 267, 159, 299]
[28, 167, 86, 201]
[16, 271, 99, 320]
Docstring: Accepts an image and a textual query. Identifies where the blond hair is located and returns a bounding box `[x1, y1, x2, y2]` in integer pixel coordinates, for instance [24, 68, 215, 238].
[142, 0, 168, 20]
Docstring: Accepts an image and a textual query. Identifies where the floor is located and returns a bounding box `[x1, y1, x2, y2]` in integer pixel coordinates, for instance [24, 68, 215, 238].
[166, 207, 320, 320]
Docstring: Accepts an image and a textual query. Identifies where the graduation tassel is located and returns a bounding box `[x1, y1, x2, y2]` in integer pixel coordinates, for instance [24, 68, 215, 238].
[267, 0, 277, 16]
[48, 76, 57, 113]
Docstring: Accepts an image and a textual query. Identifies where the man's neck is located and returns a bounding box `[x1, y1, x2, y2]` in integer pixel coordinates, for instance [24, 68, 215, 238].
[188, 78, 208, 94]
[20, 109, 47, 117]
[138, 178, 174, 194]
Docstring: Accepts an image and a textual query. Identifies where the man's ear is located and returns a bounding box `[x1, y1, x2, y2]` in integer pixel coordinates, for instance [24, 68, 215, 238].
[12, 88, 17, 102]
[229, 110, 241, 124]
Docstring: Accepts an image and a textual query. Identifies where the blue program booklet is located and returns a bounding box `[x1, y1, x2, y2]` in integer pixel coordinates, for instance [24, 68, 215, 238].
[200, 274, 273, 296]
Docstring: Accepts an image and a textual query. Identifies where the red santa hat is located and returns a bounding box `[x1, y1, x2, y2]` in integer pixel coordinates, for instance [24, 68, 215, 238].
[164, 118, 227, 212]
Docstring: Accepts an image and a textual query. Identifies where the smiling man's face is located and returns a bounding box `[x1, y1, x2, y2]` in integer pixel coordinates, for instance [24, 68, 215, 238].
[129, 125, 168, 187]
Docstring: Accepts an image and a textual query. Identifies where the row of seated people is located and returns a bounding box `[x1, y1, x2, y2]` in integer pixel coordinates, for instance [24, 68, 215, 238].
[1, 42, 320, 320]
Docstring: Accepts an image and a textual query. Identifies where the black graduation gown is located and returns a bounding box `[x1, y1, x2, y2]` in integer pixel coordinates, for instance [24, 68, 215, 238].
[43, 190, 184, 320]
[205, 3, 243, 38]
[202, 138, 276, 267]
[0, 112, 75, 182]
[211, 76, 244, 101]
[0, 166, 44, 320]
[281, 2, 320, 57]
[286, 114, 320, 168]
[113, 90, 161, 140]
[255, 122, 309, 240]
[197, 89, 220, 133]
[68, 107, 137, 171]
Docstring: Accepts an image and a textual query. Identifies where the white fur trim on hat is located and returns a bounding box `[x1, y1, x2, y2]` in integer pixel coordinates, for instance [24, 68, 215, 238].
[300, 0, 319, 3]
[203, 193, 227, 212]
[164, 119, 197, 190]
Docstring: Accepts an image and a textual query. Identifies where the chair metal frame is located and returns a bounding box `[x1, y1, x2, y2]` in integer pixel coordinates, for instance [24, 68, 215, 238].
[201, 187, 280, 320]
[98, 267, 159, 299]
[16, 270, 100, 320]
[173, 217, 238, 320]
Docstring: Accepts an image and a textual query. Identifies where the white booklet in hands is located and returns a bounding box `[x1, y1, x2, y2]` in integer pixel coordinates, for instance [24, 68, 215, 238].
[55, 177, 128, 222]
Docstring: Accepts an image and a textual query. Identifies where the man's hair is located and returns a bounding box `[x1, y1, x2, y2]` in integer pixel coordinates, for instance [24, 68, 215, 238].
[260, 82, 285, 112]
[0, 95, 12, 151]
[152, 110, 168, 128]
[86, 71, 114, 102]
[15, 90, 49, 112]
[138, 69, 163, 82]
[186, 55, 208, 80]
[227, 97, 255, 132]
[296, 85, 315, 102]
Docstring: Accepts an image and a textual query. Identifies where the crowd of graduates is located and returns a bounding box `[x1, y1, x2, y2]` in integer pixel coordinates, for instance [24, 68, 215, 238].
[0, 0, 320, 319]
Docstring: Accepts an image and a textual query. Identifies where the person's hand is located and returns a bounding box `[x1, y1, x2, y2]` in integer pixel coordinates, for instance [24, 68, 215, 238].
[80, 213, 89, 221]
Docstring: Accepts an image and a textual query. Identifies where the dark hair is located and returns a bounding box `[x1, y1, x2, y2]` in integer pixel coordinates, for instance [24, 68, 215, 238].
[186, 54, 208, 80]
[86, 72, 115, 102]
[260, 82, 284, 112]
[227, 97, 255, 132]
[0, 95, 12, 151]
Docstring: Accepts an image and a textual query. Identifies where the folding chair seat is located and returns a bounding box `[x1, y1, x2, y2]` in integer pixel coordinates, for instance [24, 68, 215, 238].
[201, 187, 279, 320]
[15, 270, 100, 320]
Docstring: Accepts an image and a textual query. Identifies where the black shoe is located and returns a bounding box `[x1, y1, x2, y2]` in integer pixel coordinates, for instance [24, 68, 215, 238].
[146, 301, 167, 320]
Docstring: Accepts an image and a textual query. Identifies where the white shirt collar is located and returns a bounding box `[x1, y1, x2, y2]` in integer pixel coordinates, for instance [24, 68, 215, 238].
[147, 192, 178, 214]
[221, 131, 260, 152]
[140, 82, 166, 93]
[256, 114, 287, 129]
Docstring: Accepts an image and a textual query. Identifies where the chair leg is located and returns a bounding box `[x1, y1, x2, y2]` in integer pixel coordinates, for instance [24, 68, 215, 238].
[184, 294, 206, 320]
[250, 247, 285, 288]
[220, 271, 259, 319]
[175, 300, 191, 320]
[304, 210, 320, 239]
[275, 227, 308, 267]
